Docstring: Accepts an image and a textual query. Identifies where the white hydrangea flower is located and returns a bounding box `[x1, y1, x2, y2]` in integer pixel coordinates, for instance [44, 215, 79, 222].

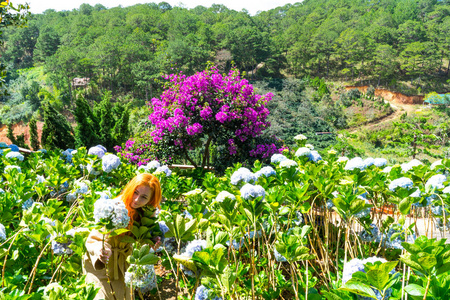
[431, 159, 443, 170]
[102, 154, 121, 173]
[389, 177, 413, 192]
[183, 189, 203, 197]
[4, 165, 21, 173]
[88, 146, 106, 158]
[93, 198, 130, 230]
[36, 175, 46, 184]
[344, 157, 365, 171]
[305, 144, 314, 150]
[240, 183, 265, 200]
[154, 165, 172, 177]
[43, 282, 64, 296]
[0, 223, 6, 241]
[401, 159, 423, 172]
[230, 167, 256, 185]
[295, 147, 311, 158]
[336, 156, 349, 163]
[364, 157, 375, 168]
[443, 186, 450, 194]
[279, 159, 297, 168]
[382, 166, 392, 173]
[147, 160, 161, 170]
[426, 174, 447, 191]
[294, 134, 307, 141]
[373, 158, 387, 167]
[215, 191, 236, 202]
[270, 154, 288, 164]
[87, 163, 101, 175]
[5, 151, 24, 161]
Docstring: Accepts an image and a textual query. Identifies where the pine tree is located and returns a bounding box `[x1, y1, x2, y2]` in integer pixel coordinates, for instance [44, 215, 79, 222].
[112, 103, 130, 146]
[96, 91, 115, 150]
[74, 96, 100, 148]
[41, 104, 75, 150]
[29, 117, 40, 150]
[6, 123, 16, 144]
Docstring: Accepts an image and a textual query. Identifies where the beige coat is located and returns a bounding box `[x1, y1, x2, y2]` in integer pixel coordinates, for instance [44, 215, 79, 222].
[83, 229, 133, 300]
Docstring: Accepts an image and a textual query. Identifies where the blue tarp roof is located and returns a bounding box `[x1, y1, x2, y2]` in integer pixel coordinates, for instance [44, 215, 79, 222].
[424, 94, 450, 105]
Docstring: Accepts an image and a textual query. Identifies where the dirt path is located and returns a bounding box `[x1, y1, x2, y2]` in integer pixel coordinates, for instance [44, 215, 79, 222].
[346, 86, 423, 133]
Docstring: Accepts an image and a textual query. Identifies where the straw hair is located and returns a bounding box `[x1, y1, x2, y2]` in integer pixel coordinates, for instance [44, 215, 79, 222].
[120, 173, 162, 223]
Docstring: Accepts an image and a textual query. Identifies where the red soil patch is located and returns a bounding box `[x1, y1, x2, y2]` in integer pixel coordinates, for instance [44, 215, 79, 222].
[0, 121, 44, 145]
[345, 85, 425, 105]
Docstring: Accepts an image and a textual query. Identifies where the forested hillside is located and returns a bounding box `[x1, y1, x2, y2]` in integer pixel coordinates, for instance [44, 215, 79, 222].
[1, 0, 450, 101]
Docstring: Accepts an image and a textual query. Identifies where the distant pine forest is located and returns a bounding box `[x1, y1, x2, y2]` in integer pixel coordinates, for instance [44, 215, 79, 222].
[1, 0, 449, 103]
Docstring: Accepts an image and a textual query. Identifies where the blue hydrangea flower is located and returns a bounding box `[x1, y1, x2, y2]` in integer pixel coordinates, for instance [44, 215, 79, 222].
[254, 166, 276, 179]
[384, 227, 416, 249]
[279, 159, 298, 168]
[102, 154, 121, 173]
[22, 199, 34, 210]
[62, 148, 74, 162]
[95, 145, 107, 152]
[271, 154, 288, 164]
[125, 264, 157, 291]
[373, 158, 387, 167]
[359, 224, 381, 242]
[364, 157, 375, 168]
[4, 165, 21, 173]
[66, 192, 77, 202]
[195, 285, 222, 300]
[51, 239, 73, 255]
[159, 221, 169, 236]
[0, 223, 6, 241]
[240, 184, 265, 200]
[8, 144, 19, 152]
[274, 248, 287, 262]
[95, 191, 111, 200]
[0, 142, 7, 148]
[230, 167, 256, 185]
[401, 159, 423, 172]
[5, 151, 24, 161]
[74, 179, 90, 194]
[38, 149, 47, 154]
[344, 157, 365, 171]
[185, 239, 207, 257]
[431, 205, 449, 217]
[388, 177, 413, 192]
[154, 165, 172, 177]
[343, 257, 388, 284]
[215, 191, 236, 202]
[88, 146, 106, 158]
[309, 150, 322, 162]
[295, 147, 311, 158]
[87, 162, 101, 175]
[425, 174, 446, 191]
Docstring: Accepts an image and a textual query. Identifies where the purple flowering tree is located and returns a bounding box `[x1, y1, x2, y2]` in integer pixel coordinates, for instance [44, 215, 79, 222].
[119, 66, 281, 169]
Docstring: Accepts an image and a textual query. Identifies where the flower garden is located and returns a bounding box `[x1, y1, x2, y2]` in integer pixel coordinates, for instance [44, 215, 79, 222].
[1, 137, 450, 300]
[1, 67, 450, 300]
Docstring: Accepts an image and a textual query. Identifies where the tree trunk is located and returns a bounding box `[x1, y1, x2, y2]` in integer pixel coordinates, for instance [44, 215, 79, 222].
[201, 136, 213, 169]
